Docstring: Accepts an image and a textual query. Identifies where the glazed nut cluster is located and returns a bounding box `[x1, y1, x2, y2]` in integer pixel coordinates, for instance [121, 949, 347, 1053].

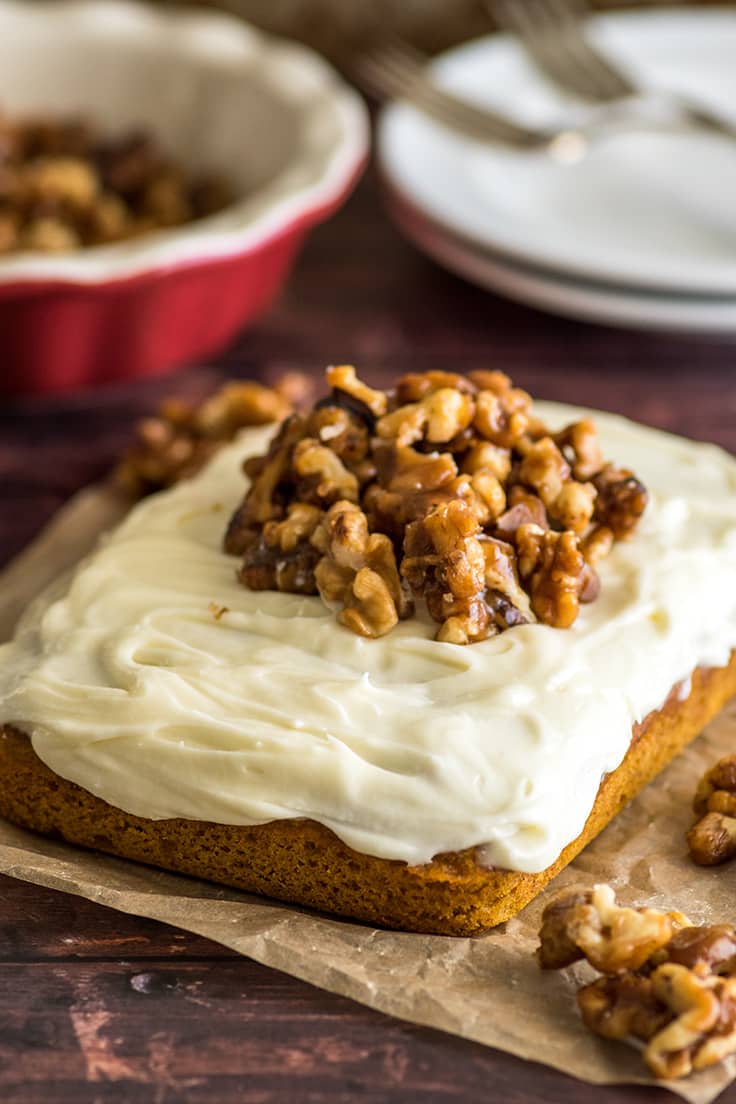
[224, 366, 648, 644]
[114, 377, 312, 497]
[0, 112, 233, 254]
[687, 755, 736, 866]
[538, 884, 736, 1080]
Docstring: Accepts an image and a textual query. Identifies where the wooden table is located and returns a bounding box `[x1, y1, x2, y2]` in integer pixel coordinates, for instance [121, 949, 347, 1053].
[2, 168, 736, 1103]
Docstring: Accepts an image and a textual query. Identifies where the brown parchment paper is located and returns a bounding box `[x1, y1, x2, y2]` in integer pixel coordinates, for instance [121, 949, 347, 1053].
[2, 484, 736, 1103]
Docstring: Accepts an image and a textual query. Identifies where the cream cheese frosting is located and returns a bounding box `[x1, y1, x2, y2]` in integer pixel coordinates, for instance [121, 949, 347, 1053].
[1, 402, 736, 874]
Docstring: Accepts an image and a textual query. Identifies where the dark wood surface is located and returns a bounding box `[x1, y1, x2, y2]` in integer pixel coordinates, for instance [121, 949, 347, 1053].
[2, 167, 736, 1103]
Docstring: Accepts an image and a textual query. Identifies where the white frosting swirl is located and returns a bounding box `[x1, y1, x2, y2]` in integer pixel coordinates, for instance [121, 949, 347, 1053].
[2, 403, 736, 874]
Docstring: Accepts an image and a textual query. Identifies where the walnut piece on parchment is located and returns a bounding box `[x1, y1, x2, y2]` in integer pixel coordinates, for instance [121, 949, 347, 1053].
[688, 755, 736, 866]
[538, 883, 736, 1081]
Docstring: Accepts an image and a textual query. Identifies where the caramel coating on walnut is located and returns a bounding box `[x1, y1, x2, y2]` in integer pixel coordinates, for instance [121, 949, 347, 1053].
[687, 755, 736, 865]
[0, 112, 234, 255]
[225, 367, 648, 643]
[314, 501, 412, 637]
[538, 883, 736, 1081]
[115, 378, 297, 498]
[538, 884, 687, 974]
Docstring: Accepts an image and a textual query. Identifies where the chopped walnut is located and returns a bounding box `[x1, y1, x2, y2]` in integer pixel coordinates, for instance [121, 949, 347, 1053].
[326, 364, 387, 418]
[293, 438, 359, 506]
[693, 755, 736, 817]
[578, 972, 673, 1044]
[314, 501, 412, 637]
[517, 437, 571, 509]
[594, 464, 649, 539]
[239, 503, 322, 594]
[376, 388, 475, 447]
[666, 925, 736, 975]
[687, 756, 736, 866]
[555, 419, 605, 481]
[538, 884, 736, 1081]
[116, 379, 300, 500]
[538, 885, 687, 974]
[645, 964, 736, 1079]
[226, 367, 648, 643]
[515, 524, 586, 629]
[495, 487, 549, 538]
[396, 370, 475, 404]
[473, 385, 531, 449]
[461, 440, 512, 482]
[580, 524, 614, 566]
[0, 111, 234, 254]
[688, 812, 736, 866]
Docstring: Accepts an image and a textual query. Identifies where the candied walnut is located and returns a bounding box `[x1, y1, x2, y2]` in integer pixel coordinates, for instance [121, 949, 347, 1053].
[687, 756, 736, 866]
[666, 926, 736, 975]
[645, 964, 736, 1079]
[467, 369, 513, 394]
[580, 524, 614, 566]
[364, 446, 459, 536]
[594, 464, 649, 539]
[461, 440, 512, 482]
[539, 884, 736, 1081]
[376, 388, 475, 447]
[306, 406, 370, 466]
[0, 210, 19, 252]
[85, 192, 129, 244]
[142, 168, 192, 226]
[693, 755, 736, 817]
[403, 500, 490, 642]
[688, 811, 736, 867]
[555, 419, 604, 481]
[116, 379, 296, 501]
[226, 365, 647, 644]
[494, 487, 549, 538]
[578, 973, 672, 1043]
[21, 216, 79, 253]
[517, 437, 571, 509]
[225, 414, 306, 550]
[313, 501, 412, 637]
[467, 470, 506, 526]
[551, 480, 597, 534]
[537, 889, 594, 969]
[396, 370, 475, 404]
[538, 884, 688, 975]
[435, 597, 490, 645]
[473, 386, 531, 448]
[0, 113, 233, 255]
[326, 364, 387, 418]
[195, 382, 292, 436]
[482, 537, 533, 627]
[403, 499, 485, 598]
[515, 524, 585, 629]
[24, 156, 99, 209]
[292, 438, 359, 506]
[239, 503, 322, 594]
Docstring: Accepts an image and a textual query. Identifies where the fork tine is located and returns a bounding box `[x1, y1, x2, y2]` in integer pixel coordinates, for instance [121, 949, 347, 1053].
[535, 0, 636, 100]
[491, 0, 635, 104]
[491, 0, 604, 101]
[353, 44, 540, 147]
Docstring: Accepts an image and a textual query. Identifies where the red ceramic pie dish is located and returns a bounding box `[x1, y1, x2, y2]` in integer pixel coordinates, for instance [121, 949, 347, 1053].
[0, 1, 369, 396]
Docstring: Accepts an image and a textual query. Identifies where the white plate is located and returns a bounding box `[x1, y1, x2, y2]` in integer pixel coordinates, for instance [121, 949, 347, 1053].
[384, 183, 736, 333]
[377, 7, 736, 297]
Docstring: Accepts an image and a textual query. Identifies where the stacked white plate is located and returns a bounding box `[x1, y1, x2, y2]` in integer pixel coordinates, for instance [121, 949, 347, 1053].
[377, 6, 736, 332]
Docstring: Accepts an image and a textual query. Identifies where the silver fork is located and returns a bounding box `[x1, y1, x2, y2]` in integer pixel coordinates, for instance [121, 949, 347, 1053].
[490, 0, 736, 141]
[353, 39, 711, 162]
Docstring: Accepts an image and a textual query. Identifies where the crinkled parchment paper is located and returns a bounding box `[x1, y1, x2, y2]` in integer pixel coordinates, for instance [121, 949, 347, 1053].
[2, 484, 736, 1103]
